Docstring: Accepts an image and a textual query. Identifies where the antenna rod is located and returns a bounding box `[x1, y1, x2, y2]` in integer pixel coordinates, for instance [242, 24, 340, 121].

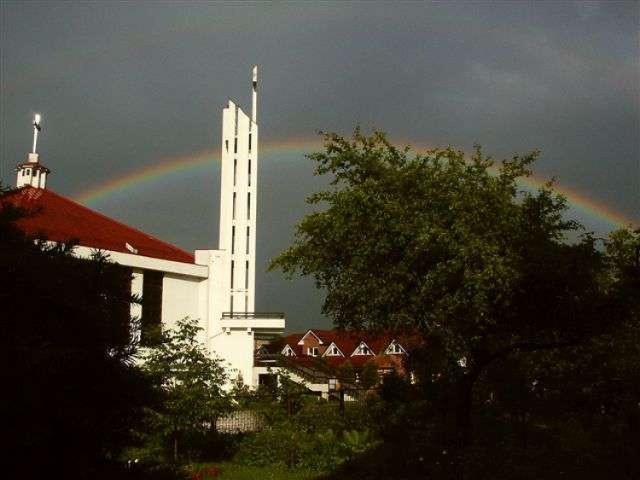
[251, 65, 258, 124]
[32, 113, 42, 155]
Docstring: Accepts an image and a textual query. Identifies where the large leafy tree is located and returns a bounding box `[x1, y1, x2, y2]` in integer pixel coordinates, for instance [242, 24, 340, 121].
[271, 130, 639, 447]
[1, 188, 152, 479]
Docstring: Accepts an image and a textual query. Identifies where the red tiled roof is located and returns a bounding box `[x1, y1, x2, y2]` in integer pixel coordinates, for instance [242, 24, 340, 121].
[2, 186, 194, 264]
[274, 328, 423, 368]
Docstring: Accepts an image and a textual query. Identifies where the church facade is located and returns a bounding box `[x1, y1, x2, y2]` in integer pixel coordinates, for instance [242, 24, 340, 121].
[6, 67, 285, 387]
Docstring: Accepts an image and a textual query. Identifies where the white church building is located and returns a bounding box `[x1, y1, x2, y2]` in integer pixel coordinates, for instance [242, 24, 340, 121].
[6, 67, 285, 387]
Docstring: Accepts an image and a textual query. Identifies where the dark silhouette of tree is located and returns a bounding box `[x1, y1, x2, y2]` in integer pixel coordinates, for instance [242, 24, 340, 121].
[1, 187, 153, 479]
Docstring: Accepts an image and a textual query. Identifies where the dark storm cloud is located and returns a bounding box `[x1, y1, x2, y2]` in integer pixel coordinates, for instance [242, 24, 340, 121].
[1, 1, 638, 330]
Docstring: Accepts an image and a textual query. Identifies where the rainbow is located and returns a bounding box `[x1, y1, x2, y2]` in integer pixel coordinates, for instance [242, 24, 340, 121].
[74, 137, 321, 204]
[74, 138, 637, 230]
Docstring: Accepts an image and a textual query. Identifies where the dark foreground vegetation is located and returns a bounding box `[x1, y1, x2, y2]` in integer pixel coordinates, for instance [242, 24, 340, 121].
[2, 130, 639, 480]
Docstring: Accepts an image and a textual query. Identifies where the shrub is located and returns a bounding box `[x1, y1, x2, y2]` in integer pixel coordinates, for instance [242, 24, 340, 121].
[235, 396, 379, 471]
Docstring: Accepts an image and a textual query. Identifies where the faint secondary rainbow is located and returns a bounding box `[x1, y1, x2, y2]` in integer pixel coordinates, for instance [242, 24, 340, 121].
[74, 138, 637, 230]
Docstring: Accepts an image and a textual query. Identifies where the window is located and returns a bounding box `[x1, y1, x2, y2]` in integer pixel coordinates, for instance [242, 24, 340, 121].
[386, 342, 404, 355]
[233, 159, 237, 185]
[324, 344, 342, 357]
[225, 140, 229, 151]
[282, 345, 296, 357]
[230, 295, 234, 314]
[258, 373, 277, 389]
[234, 138, 238, 153]
[141, 270, 163, 346]
[230, 260, 234, 288]
[248, 159, 252, 187]
[245, 295, 248, 312]
[328, 378, 338, 391]
[232, 192, 236, 219]
[249, 133, 252, 152]
[245, 261, 249, 289]
[231, 226, 235, 253]
[247, 193, 251, 219]
[353, 342, 373, 356]
[307, 347, 320, 357]
[246, 227, 250, 254]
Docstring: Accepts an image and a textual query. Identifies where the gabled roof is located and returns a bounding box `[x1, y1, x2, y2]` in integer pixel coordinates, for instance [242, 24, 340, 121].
[322, 342, 344, 357]
[351, 340, 375, 356]
[2, 186, 194, 264]
[385, 339, 408, 355]
[297, 330, 324, 345]
[281, 344, 297, 356]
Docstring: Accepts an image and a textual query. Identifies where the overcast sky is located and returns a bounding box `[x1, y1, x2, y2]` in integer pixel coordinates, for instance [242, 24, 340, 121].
[1, 1, 638, 331]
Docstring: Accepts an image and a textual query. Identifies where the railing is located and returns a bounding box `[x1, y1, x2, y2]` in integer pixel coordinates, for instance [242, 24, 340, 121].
[222, 312, 285, 319]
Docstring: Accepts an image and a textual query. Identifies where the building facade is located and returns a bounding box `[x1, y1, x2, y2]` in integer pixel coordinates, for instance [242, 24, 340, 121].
[5, 67, 285, 388]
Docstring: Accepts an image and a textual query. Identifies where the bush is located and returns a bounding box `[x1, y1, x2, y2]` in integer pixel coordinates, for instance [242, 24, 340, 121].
[235, 395, 379, 471]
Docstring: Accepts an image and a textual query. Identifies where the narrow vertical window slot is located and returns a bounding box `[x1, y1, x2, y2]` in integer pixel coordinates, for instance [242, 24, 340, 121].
[245, 261, 249, 289]
[244, 295, 248, 312]
[249, 133, 252, 152]
[248, 159, 252, 187]
[233, 159, 237, 185]
[230, 295, 234, 314]
[232, 192, 236, 219]
[234, 138, 238, 153]
[231, 226, 235, 254]
[230, 261, 234, 288]
[234, 106, 238, 135]
[247, 193, 251, 220]
[246, 227, 250, 254]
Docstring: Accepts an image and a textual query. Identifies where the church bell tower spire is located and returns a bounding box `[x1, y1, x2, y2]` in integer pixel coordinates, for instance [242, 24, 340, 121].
[219, 67, 259, 314]
[16, 113, 50, 189]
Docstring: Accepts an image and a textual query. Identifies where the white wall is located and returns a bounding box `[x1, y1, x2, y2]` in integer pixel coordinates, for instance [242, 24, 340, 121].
[161, 273, 203, 340]
[196, 248, 257, 386]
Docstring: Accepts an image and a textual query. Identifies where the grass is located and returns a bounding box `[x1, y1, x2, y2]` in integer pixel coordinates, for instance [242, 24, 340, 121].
[194, 462, 325, 480]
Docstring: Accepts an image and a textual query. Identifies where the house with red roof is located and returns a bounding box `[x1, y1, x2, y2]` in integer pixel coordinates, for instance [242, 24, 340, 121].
[3, 68, 285, 388]
[255, 328, 421, 394]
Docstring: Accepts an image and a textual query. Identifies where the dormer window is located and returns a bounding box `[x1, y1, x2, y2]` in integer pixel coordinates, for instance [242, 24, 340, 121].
[281, 345, 296, 357]
[385, 341, 406, 355]
[307, 346, 320, 357]
[323, 343, 343, 357]
[352, 342, 373, 356]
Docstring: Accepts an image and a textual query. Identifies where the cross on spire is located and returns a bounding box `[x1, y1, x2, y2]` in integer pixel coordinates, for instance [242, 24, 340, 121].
[16, 112, 50, 189]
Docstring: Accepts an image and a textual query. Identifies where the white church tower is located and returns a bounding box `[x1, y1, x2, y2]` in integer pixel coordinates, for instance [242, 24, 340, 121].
[219, 66, 258, 314]
[16, 114, 50, 189]
[198, 66, 284, 387]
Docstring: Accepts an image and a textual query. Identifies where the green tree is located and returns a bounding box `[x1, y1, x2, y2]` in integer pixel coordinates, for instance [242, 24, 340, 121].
[359, 360, 379, 390]
[141, 317, 231, 462]
[271, 130, 639, 451]
[336, 361, 356, 384]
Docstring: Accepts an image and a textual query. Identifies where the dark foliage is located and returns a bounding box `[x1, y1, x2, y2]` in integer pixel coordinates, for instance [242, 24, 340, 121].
[1, 190, 154, 479]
